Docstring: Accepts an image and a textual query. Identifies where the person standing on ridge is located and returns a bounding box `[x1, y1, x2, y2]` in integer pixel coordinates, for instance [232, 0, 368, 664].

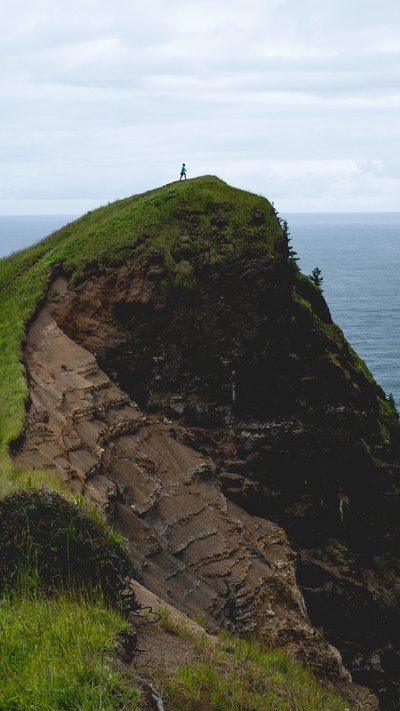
[180, 163, 187, 180]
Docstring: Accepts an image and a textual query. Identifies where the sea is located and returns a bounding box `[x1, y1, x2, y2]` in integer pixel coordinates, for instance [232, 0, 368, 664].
[286, 212, 400, 409]
[1, 212, 400, 408]
[0, 215, 79, 259]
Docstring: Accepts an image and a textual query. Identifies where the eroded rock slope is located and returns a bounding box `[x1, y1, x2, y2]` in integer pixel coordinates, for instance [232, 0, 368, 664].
[15, 278, 353, 691]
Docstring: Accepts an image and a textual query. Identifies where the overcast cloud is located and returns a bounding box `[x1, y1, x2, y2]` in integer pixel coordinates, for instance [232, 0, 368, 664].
[0, 0, 399, 214]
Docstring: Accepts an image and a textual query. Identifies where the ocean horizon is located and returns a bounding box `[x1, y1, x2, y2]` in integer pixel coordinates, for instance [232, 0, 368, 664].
[0, 214, 80, 261]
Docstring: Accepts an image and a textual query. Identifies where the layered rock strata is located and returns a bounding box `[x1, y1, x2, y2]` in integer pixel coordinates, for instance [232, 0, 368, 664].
[14, 277, 363, 702]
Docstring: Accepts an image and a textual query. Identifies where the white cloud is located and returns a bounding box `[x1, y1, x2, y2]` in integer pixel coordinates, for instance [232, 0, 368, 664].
[0, 0, 399, 213]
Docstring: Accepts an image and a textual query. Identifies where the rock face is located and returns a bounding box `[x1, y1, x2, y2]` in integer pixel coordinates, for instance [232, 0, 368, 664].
[13, 180, 400, 709]
[15, 280, 352, 692]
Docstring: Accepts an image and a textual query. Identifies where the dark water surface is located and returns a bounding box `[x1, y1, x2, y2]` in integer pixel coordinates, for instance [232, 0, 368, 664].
[287, 212, 400, 408]
[0, 215, 79, 259]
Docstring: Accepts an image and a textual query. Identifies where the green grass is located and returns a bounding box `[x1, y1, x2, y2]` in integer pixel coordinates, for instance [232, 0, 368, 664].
[0, 593, 139, 711]
[153, 608, 353, 710]
[0, 595, 354, 711]
[0, 468, 70, 499]
[0, 176, 281, 469]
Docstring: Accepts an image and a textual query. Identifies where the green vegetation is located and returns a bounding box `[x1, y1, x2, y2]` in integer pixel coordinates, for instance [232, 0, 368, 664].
[309, 266, 324, 290]
[280, 217, 298, 269]
[0, 595, 139, 711]
[0, 176, 282, 469]
[0, 594, 355, 711]
[152, 607, 353, 710]
[0, 487, 137, 610]
[2, 173, 397, 472]
[0, 176, 392, 710]
[387, 392, 399, 422]
[377, 395, 400, 445]
[0, 466, 70, 500]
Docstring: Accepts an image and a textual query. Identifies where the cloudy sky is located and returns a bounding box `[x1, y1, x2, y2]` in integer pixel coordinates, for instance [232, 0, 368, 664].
[1, 0, 399, 214]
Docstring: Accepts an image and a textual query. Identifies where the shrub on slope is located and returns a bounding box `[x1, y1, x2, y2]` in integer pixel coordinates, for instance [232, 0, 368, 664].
[0, 486, 138, 612]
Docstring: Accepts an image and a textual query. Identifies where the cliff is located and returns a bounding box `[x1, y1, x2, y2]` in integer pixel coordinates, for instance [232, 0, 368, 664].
[4, 176, 400, 709]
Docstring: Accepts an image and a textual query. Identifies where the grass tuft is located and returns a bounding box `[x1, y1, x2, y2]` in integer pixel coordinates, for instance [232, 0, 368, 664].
[0, 487, 138, 615]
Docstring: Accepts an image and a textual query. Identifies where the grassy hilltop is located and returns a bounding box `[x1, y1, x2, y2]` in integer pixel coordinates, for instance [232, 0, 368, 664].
[0, 176, 282, 476]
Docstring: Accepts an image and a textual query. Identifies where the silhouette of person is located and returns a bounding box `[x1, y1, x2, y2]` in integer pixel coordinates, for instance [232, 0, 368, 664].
[180, 163, 187, 180]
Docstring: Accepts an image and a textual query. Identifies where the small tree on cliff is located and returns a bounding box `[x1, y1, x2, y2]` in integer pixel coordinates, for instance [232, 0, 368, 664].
[309, 266, 323, 290]
[387, 393, 399, 421]
[271, 206, 299, 270]
[281, 218, 299, 269]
